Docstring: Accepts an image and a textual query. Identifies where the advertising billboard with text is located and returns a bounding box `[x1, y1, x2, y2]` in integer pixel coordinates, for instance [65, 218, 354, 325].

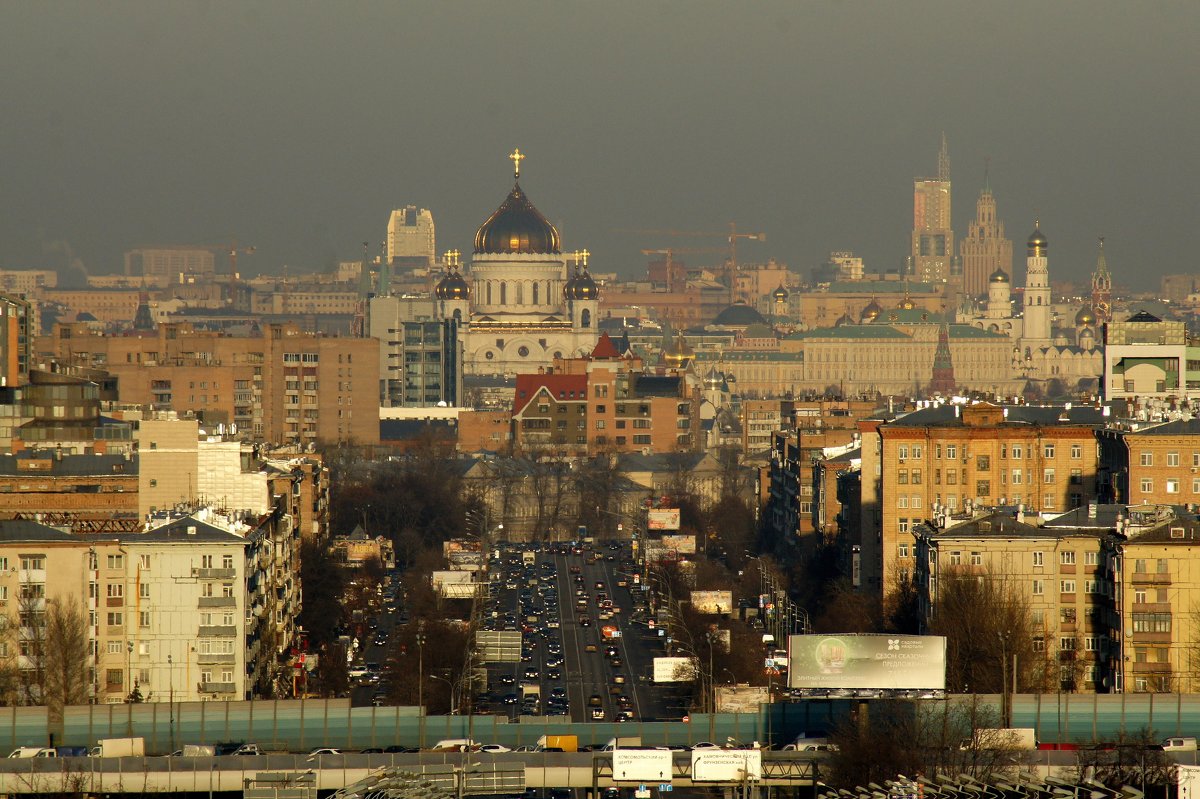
[653, 656, 698, 683]
[690, 590, 733, 614]
[787, 634, 946, 690]
[647, 509, 681, 530]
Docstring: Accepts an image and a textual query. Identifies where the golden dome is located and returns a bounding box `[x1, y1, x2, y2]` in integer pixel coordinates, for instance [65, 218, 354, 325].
[663, 331, 694, 368]
[474, 183, 561, 255]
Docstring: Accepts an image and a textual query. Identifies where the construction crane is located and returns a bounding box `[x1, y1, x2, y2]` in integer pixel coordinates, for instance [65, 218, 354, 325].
[193, 239, 256, 280]
[623, 223, 765, 301]
[640, 247, 727, 292]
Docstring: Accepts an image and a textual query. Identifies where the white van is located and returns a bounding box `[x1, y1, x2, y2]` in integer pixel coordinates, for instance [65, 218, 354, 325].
[8, 748, 55, 758]
[1163, 737, 1197, 751]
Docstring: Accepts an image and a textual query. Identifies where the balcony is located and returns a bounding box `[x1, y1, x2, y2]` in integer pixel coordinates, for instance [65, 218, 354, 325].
[199, 681, 237, 694]
[1130, 631, 1172, 644]
[193, 567, 236, 580]
[197, 653, 236, 665]
[1131, 572, 1171, 585]
[198, 596, 237, 608]
[197, 625, 237, 637]
[1131, 661, 1173, 674]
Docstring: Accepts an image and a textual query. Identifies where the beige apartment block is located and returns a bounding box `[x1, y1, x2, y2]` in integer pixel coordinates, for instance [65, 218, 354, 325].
[913, 511, 1108, 692]
[869, 402, 1105, 604]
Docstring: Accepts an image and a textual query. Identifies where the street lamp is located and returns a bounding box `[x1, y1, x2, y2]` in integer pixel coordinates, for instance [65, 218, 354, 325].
[416, 625, 427, 749]
[429, 672, 459, 715]
[167, 654, 175, 752]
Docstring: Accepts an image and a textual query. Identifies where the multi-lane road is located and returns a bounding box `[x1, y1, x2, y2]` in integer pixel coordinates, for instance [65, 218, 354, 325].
[478, 541, 678, 725]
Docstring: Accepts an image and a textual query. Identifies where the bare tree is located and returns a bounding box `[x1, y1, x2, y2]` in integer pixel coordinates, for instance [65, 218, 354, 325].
[827, 696, 1030, 789]
[1075, 727, 1175, 790]
[16, 591, 47, 705]
[0, 615, 22, 705]
[927, 567, 1052, 694]
[43, 597, 90, 712]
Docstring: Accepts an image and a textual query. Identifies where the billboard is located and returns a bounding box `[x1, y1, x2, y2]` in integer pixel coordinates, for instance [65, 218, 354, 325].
[660, 534, 696, 554]
[715, 685, 768, 713]
[652, 656, 698, 683]
[612, 750, 674, 782]
[691, 590, 733, 614]
[788, 634, 946, 690]
[647, 509, 681, 530]
[432, 571, 482, 599]
[691, 749, 762, 782]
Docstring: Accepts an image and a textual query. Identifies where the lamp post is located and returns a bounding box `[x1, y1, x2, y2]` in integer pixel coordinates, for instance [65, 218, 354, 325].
[417, 625, 426, 749]
[168, 654, 175, 752]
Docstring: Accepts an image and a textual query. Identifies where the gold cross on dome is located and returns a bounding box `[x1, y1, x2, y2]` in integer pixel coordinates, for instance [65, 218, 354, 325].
[448, 249, 461, 268]
[580, 249, 590, 267]
[509, 148, 525, 179]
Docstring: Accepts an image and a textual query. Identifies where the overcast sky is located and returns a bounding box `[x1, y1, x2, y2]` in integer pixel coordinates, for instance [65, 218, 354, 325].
[1, 1, 1197, 286]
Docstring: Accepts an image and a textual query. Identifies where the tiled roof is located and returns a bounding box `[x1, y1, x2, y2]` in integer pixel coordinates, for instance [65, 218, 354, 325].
[513, 373, 588, 414]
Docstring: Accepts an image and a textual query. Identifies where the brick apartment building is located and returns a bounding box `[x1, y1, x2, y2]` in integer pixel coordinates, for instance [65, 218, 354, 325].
[38, 321, 378, 445]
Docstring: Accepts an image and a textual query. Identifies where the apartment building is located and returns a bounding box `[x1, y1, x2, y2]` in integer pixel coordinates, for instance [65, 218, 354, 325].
[39, 322, 378, 445]
[864, 401, 1105, 603]
[1097, 418, 1200, 505]
[913, 509, 1108, 692]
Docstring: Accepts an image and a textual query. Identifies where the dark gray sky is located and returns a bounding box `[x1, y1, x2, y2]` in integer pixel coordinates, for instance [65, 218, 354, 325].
[2, 1, 1197, 286]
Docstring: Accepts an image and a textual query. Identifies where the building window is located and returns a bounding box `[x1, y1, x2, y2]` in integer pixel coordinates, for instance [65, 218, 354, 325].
[1060, 580, 1076, 594]
[1043, 443, 1055, 458]
[949, 551, 962, 566]
[977, 455, 990, 471]
[1141, 478, 1153, 493]
[898, 445, 909, 460]
[106, 584, 123, 598]
[1060, 551, 1075, 565]
[898, 543, 909, 558]
[19, 555, 45, 571]
[107, 555, 123, 569]
[970, 552, 982, 566]
[897, 470, 908, 485]
[1085, 551, 1098, 566]
[1168, 452, 1181, 467]
[1167, 479, 1181, 494]
[1011, 444, 1023, 459]
[898, 518, 910, 534]
[1043, 468, 1055, 483]
[1032, 551, 1044, 566]
[1071, 444, 1082, 459]
[139, 611, 150, 628]
[946, 445, 957, 460]
[106, 612, 123, 626]
[1032, 580, 1044, 595]
[976, 480, 990, 496]
[1140, 452, 1153, 466]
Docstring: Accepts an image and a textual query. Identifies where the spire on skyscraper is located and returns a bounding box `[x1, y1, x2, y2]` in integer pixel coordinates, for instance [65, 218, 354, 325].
[1091, 236, 1112, 323]
[937, 132, 950, 181]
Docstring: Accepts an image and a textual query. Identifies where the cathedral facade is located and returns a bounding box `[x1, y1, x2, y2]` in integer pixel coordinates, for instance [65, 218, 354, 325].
[434, 152, 600, 377]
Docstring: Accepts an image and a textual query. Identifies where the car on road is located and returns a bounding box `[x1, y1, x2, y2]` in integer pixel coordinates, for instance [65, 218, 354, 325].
[547, 668, 562, 680]
[579, 616, 591, 627]
[691, 742, 720, 750]
[610, 658, 623, 668]
[501, 693, 519, 705]
[499, 674, 515, 685]
[479, 744, 512, 753]
[590, 708, 605, 720]
[612, 674, 626, 684]
[615, 711, 635, 722]
[308, 748, 341, 756]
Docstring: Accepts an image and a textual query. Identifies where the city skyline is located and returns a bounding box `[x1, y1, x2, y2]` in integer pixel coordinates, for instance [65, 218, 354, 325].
[1, 2, 1197, 286]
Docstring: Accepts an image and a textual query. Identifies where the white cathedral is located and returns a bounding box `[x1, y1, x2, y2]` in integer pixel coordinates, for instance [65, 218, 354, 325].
[433, 151, 601, 376]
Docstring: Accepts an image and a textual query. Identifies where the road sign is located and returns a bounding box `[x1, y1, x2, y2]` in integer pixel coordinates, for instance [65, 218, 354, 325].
[659, 784, 673, 792]
[612, 749, 673, 782]
[690, 750, 762, 782]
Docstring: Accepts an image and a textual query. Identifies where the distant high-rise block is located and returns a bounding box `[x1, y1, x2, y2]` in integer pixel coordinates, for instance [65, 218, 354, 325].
[959, 181, 1013, 298]
[386, 206, 436, 269]
[911, 135, 954, 285]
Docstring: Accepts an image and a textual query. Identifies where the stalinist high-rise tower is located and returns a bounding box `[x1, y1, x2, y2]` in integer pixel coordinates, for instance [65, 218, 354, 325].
[1022, 222, 1052, 351]
[959, 170, 1013, 298]
[911, 134, 954, 284]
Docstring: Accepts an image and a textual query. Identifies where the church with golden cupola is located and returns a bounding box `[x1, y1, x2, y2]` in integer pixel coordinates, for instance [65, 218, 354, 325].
[432, 150, 601, 376]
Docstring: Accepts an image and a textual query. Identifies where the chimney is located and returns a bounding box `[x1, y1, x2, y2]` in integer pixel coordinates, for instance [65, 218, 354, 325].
[1088, 501, 1098, 519]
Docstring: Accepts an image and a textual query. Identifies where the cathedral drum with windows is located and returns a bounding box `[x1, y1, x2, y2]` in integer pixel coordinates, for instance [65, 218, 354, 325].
[442, 150, 600, 375]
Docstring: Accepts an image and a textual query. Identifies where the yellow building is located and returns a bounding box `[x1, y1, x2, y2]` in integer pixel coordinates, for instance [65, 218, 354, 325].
[865, 401, 1105, 605]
